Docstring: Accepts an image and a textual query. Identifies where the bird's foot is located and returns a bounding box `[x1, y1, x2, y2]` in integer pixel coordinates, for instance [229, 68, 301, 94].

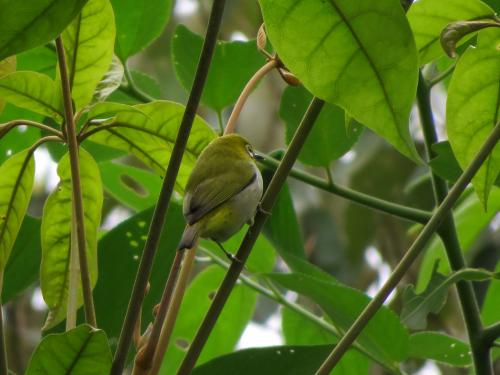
[216, 241, 243, 264]
[257, 203, 271, 216]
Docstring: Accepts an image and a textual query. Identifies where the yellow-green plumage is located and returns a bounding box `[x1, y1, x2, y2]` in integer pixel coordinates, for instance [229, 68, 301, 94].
[178, 134, 263, 250]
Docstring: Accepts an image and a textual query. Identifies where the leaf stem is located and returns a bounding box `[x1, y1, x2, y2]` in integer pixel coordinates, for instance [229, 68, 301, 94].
[121, 63, 156, 103]
[483, 322, 500, 346]
[177, 97, 325, 374]
[258, 154, 431, 224]
[427, 62, 456, 88]
[0, 120, 64, 139]
[313, 108, 500, 375]
[55, 36, 97, 328]
[224, 59, 278, 135]
[66, 207, 79, 330]
[110, 1, 227, 373]
[416, 73, 490, 374]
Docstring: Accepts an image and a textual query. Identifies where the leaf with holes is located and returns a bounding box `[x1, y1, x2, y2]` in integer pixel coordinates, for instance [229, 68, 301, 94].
[268, 272, 409, 367]
[0, 0, 89, 61]
[25, 324, 112, 375]
[259, 0, 420, 162]
[57, 0, 116, 110]
[193, 345, 369, 375]
[111, 0, 173, 60]
[408, 332, 471, 367]
[0, 149, 35, 272]
[172, 24, 264, 112]
[160, 266, 257, 374]
[447, 28, 500, 209]
[40, 149, 103, 330]
[408, 0, 495, 65]
[99, 161, 162, 211]
[86, 100, 217, 192]
[0, 71, 63, 120]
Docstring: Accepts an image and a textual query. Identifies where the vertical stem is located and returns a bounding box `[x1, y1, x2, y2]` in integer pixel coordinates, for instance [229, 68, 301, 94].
[55, 36, 96, 327]
[216, 110, 224, 135]
[416, 73, 491, 374]
[177, 98, 325, 374]
[66, 208, 80, 330]
[110, 2, 227, 373]
[0, 272, 7, 375]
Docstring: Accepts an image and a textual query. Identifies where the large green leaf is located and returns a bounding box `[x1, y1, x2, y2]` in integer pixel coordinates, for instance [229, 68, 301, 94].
[279, 86, 363, 167]
[159, 266, 257, 374]
[269, 272, 409, 366]
[93, 204, 184, 348]
[0, 71, 63, 119]
[25, 324, 112, 375]
[0, 0, 89, 61]
[417, 188, 500, 291]
[408, 332, 471, 367]
[99, 161, 162, 211]
[0, 56, 16, 114]
[40, 149, 103, 329]
[58, 0, 116, 110]
[446, 28, 500, 209]
[16, 46, 57, 79]
[282, 307, 336, 345]
[2, 216, 41, 302]
[259, 0, 420, 161]
[111, 0, 173, 61]
[0, 149, 35, 272]
[86, 100, 217, 192]
[482, 260, 500, 325]
[172, 25, 264, 112]
[192, 345, 369, 375]
[407, 0, 495, 66]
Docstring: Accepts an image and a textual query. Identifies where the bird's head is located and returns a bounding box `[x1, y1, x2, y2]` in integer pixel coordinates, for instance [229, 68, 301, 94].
[206, 134, 262, 162]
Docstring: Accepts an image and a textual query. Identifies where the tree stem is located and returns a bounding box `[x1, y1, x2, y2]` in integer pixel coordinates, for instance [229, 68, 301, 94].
[314, 112, 500, 375]
[110, 2, 227, 373]
[258, 155, 431, 224]
[177, 97, 325, 374]
[55, 36, 97, 328]
[224, 59, 277, 135]
[416, 73, 490, 374]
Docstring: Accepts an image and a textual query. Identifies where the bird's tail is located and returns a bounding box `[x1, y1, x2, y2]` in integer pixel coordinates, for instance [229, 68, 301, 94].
[178, 224, 199, 250]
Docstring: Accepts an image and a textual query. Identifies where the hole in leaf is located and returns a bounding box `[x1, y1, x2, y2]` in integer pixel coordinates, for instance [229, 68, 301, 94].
[120, 174, 148, 196]
[176, 338, 189, 350]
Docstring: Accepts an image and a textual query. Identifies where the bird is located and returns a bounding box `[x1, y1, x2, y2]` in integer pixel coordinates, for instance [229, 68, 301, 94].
[178, 134, 263, 257]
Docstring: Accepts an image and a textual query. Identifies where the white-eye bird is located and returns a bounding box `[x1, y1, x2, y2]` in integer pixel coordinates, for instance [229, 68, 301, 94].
[178, 134, 263, 252]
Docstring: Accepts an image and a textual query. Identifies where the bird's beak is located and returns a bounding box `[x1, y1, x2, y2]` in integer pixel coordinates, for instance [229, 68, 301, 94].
[252, 151, 264, 161]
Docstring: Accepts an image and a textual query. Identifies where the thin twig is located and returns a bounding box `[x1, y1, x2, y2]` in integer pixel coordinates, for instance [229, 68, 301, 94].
[110, 2, 227, 373]
[149, 248, 197, 375]
[482, 322, 500, 346]
[55, 36, 96, 327]
[224, 59, 278, 135]
[314, 121, 500, 374]
[177, 97, 325, 374]
[428, 62, 456, 88]
[121, 63, 156, 103]
[0, 119, 64, 139]
[259, 154, 431, 224]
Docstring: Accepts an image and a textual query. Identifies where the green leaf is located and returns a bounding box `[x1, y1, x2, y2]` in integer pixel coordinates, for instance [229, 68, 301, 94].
[58, 0, 116, 110]
[0, 149, 35, 272]
[279, 86, 363, 166]
[91, 55, 124, 104]
[88, 102, 148, 121]
[446, 28, 500, 209]
[25, 324, 112, 375]
[111, 0, 173, 60]
[92, 205, 183, 349]
[192, 345, 369, 375]
[16, 46, 57, 79]
[2, 216, 41, 302]
[417, 188, 500, 291]
[0, 56, 16, 114]
[99, 161, 162, 211]
[86, 100, 217, 192]
[282, 307, 336, 345]
[160, 266, 257, 374]
[109, 70, 162, 104]
[0, 0, 89, 61]
[402, 264, 496, 330]
[260, 0, 420, 161]
[268, 272, 409, 366]
[0, 71, 63, 119]
[407, 0, 495, 65]
[260, 150, 306, 261]
[172, 25, 264, 112]
[408, 332, 471, 367]
[428, 141, 463, 183]
[40, 148, 103, 330]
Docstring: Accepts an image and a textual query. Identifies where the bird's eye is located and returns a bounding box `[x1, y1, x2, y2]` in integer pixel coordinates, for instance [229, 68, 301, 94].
[245, 144, 253, 156]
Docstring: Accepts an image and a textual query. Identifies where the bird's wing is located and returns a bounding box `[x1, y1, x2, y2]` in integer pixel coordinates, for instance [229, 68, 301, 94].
[183, 160, 256, 225]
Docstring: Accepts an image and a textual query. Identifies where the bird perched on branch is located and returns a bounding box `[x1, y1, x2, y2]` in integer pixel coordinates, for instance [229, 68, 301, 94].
[178, 134, 263, 256]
